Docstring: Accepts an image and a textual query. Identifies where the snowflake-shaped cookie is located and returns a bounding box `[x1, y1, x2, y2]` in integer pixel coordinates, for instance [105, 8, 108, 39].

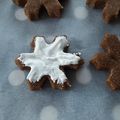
[16, 36, 84, 90]
[87, 0, 120, 23]
[13, 0, 63, 20]
[91, 33, 120, 90]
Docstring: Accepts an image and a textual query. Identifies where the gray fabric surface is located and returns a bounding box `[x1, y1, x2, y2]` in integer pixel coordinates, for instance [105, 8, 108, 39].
[0, 0, 120, 120]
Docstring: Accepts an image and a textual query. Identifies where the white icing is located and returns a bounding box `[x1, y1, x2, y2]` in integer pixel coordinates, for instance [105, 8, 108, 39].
[18, 36, 81, 84]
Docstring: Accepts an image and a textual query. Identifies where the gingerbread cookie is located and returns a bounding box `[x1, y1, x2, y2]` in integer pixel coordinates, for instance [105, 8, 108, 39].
[13, 0, 63, 20]
[90, 33, 120, 90]
[86, 0, 120, 23]
[15, 36, 84, 90]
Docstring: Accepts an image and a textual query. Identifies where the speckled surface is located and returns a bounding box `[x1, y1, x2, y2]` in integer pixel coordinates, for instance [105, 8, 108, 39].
[1, 0, 120, 120]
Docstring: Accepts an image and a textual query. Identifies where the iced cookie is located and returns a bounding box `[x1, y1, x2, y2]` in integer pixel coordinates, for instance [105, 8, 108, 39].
[13, 0, 63, 20]
[87, 0, 120, 23]
[15, 36, 84, 90]
[90, 33, 120, 90]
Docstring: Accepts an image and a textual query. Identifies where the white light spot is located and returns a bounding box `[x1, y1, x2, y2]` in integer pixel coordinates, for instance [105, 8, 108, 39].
[112, 105, 120, 120]
[40, 105, 58, 120]
[8, 70, 25, 86]
[76, 67, 92, 85]
[74, 7, 88, 20]
[15, 8, 27, 21]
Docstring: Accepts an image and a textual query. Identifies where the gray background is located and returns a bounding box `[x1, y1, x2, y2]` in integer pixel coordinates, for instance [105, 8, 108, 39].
[0, 0, 120, 120]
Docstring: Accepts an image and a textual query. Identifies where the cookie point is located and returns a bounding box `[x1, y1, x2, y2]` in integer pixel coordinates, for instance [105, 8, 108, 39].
[35, 36, 45, 41]
[57, 35, 67, 40]
[55, 35, 69, 45]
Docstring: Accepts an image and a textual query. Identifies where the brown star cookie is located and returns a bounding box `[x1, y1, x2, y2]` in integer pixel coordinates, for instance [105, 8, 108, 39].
[86, 0, 120, 23]
[13, 0, 63, 20]
[90, 33, 120, 90]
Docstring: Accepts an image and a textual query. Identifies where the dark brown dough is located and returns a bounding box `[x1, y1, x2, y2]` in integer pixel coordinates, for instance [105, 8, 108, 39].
[91, 33, 120, 90]
[87, 0, 120, 23]
[13, 0, 63, 20]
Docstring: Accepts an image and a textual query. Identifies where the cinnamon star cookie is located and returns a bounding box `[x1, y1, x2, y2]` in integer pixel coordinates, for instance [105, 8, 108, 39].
[16, 36, 84, 90]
